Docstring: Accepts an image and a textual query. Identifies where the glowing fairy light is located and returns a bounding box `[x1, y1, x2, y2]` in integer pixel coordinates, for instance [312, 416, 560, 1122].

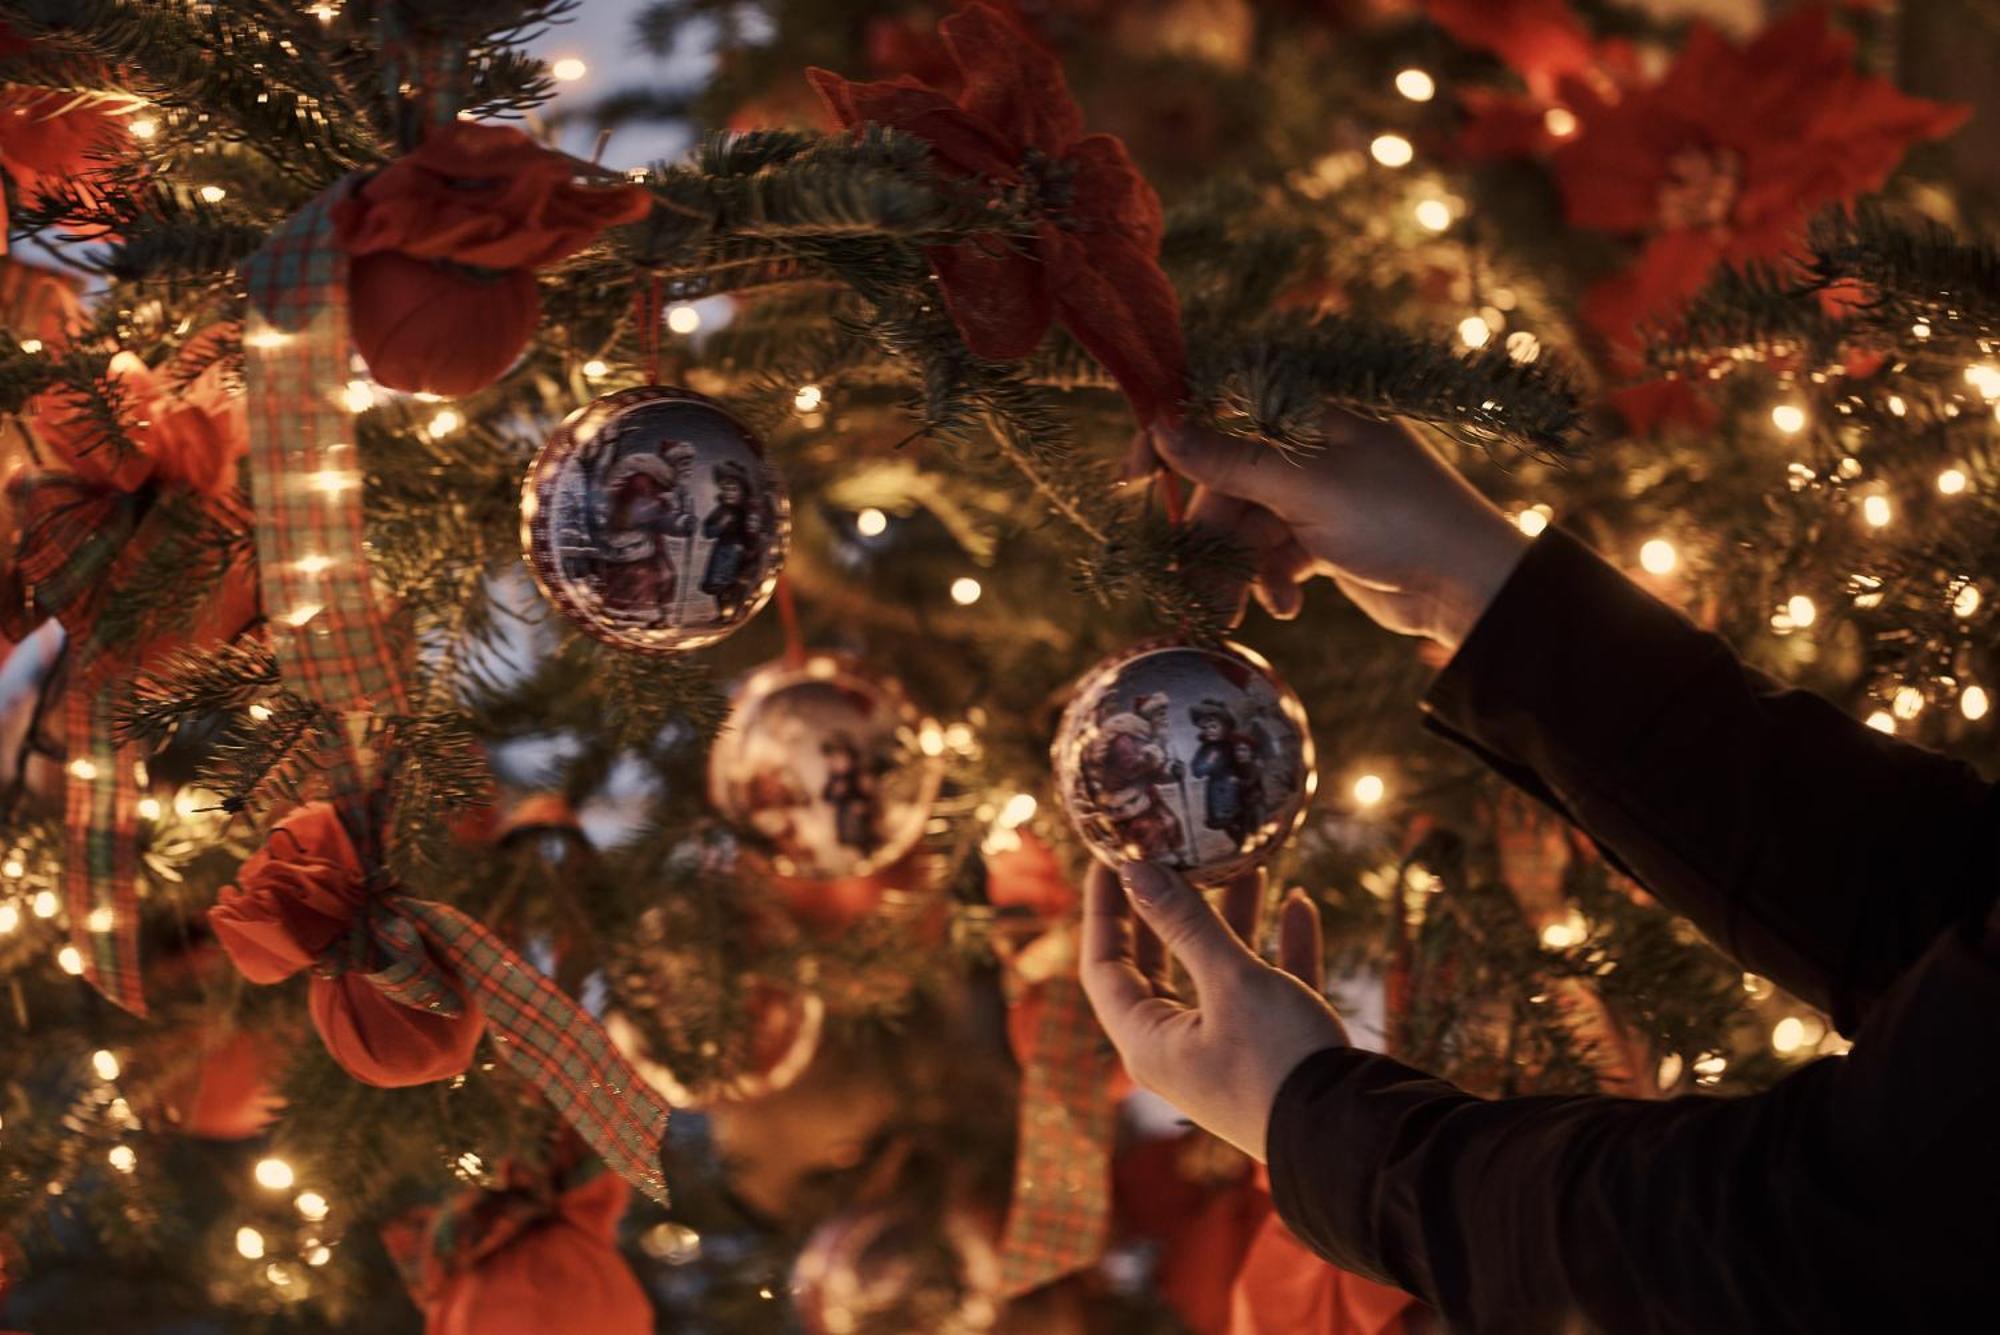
[1369, 133, 1413, 168]
[1543, 107, 1578, 137]
[1892, 685, 1925, 720]
[1961, 686, 1990, 721]
[1865, 709, 1896, 734]
[1770, 403, 1806, 434]
[551, 57, 588, 82]
[57, 945, 84, 975]
[1351, 773, 1386, 807]
[950, 577, 983, 605]
[1772, 1016, 1806, 1054]
[1414, 197, 1451, 232]
[254, 1158, 295, 1191]
[31, 891, 57, 918]
[855, 507, 887, 537]
[666, 305, 702, 334]
[1939, 467, 1968, 495]
[108, 1145, 137, 1173]
[198, 185, 227, 204]
[1784, 594, 1816, 628]
[129, 116, 158, 139]
[1394, 69, 1435, 101]
[1639, 538, 1677, 576]
[295, 1191, 330, 1221]
[236, 1226, 266, 1260]
[92, 1050, 121, 1081]
[1457, 315, 1491, 349]
[792, 384, 824, 413]
[1954, 584, 1981, 618]
[1862, 494, 1892, 528]
[582, 359, 609, 379]
[85, 907, 115, 934]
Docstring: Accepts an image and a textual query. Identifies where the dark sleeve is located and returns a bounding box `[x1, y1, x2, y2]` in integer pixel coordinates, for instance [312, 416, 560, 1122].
[1267, 921, 2000, 1334]
[1422, 528, 2000, 1032]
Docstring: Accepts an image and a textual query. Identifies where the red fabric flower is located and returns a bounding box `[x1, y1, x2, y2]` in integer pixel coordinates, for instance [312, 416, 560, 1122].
[0, 86, 126, 204]
[1551, 6, 1966, 354]
[30, 341, 249, 496]
[333, 121, 652, 396]
[211, 802, 485, 1088]
[808, 3, 1186, 423]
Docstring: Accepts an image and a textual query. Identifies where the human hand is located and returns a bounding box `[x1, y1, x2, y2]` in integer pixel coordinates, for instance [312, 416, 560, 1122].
[1133, 410, 1530, 649]
[1079, 860, 1347, 1162]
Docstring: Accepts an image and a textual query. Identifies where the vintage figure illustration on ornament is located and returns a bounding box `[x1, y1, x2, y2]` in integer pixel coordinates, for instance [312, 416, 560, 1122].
[1056, 642, 1313, 881]
[708, 656, 942, 879]
[524, 387, 789, 653]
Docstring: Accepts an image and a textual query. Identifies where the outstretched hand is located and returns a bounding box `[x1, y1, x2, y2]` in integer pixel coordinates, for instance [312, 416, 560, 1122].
[1079, 860, 1347, 1162]
[1130, 409, 1529, 649]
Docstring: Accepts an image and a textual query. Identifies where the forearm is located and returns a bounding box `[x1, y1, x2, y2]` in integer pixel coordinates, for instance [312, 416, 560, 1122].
[1422, 529, 1999, 1029]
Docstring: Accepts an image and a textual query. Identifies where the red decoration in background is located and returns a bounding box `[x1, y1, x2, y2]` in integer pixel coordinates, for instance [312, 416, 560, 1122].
[1426, 0, 1604, 102]
[29, 342, 249, 497]
[210, 803, 486, 1088]
[332, 122, 651, 396]
[1549, 6, 1965, 357]
[383, 1153, 650, 1335]
[808, 3, 1187, 424]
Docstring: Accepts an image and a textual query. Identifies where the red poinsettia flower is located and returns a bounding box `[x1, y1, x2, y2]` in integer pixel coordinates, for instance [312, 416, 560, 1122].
[808, 3, 1186, 423]
[1550, 6, 1966, 356]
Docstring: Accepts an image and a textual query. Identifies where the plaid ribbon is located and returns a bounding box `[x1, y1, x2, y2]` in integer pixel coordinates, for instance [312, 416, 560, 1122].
[239, 145, 670, 1205]
[997, 964, 1117, 1297]
[10, 467, 253, 1014]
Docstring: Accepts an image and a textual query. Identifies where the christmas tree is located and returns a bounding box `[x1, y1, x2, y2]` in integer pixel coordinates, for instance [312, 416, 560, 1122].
[0, 0, 1991, 1330]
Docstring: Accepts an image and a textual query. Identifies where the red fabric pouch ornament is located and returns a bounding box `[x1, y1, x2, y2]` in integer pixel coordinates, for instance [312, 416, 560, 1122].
[332, 121, 651, 397]
[210, 802, 484, 1087]
[384, 1156, 651, 1335]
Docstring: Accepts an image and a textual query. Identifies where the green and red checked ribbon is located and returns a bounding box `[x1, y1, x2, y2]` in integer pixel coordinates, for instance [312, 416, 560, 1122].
[234, 84, 669, 1205]
[8, 466, 254, 1014]
[998, 963, 1117, 1297]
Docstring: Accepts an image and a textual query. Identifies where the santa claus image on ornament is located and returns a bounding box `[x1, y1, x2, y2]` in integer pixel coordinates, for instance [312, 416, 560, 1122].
[1079, 689, 1193, 866]
[598, 442, 697, 622]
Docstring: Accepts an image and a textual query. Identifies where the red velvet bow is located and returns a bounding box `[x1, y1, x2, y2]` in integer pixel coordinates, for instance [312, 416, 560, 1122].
[808, 2, 1187, 424]
[210, 803, 485, 1088]
[383, 1155, 651, 1335]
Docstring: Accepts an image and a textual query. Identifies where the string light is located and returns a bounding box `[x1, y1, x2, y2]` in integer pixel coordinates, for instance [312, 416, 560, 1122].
[1862, 494, 1892, 528]
[308, 468, 358, 494]
[1954, 584, 1981, 618]
[254, 1158, 296, 1190]
[666, 305, 702, 334]
[1368, 133, 1413, 168]
[244, 327, 291, 350]
[281, 603, 324, 628]
[137, 797, 162, 821]
[1515, 506, 1550, 536]
[855, 507, 887, 537]
[949, 576, 983, 605]
[1393, 68, 1435, 101]
[294, 554, 332, 576]
[1784, 594, 1816, 628]
[581, 359, 609, 379]
[0, 904, 17, 934]
[1505, 330, 1541, 364]
[1542, 107, 1579, 138]
[1911, 321, 1932, 339]
[341, 380, 375, 412]
[68, 758, 98, 782]
[248, 703, 273, 722]
[295, 1190, 330, 1221]
[198, 185, 227, 204]
[1865, 709, 1896, 734]
[1770, 403, 1806, 434]
[1771, 1016, 1806, 1054]
[235, 1226, 266, 1260]
[129, 115, 158, 139]
[1965, 364, 2000, 399]
[1886, 394, 1907, 417]
[108, 1144, 137, 1173]
[1938, 467, 1969, 495]
[1413, 198, 1451, 232]
[1962, 686, 1990, 721]
[1456, 315, 1491, 349]
[792, 383, 824, 413]
[1692, 1052, 1727, 1080]
[308, 2, 338, 21]
[1351, 773, 1386, 807]
[1892, 685, 1925, 720]
[997, 793, 1038, 828]
[306, 1245, 332, 1267]
[917, 722, 946, 757]
[57, 945, 84, 975]
[1, 857, 21, 879]
[426, 408, 461, 438]
[85, 907, 115, 933]
[91, 1050, 121, 1081]
[1656, 1052, 1684, 1087]
[1639, 538, 1677, 575]
[32, 891, 57, 918]
[1539, 911, 1586, 949]
[551, 57, 588, 82]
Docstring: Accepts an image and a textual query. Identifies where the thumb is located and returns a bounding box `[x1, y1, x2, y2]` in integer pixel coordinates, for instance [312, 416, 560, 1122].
[1119, 861, 1258, 986]
[1150, 421, 1303, 518]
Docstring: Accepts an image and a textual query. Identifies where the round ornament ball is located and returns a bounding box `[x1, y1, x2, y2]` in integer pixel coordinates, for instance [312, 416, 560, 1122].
[521, 385, 789, 653]
[1052, 639, 1315, 884]
[709, 653, 943, 880]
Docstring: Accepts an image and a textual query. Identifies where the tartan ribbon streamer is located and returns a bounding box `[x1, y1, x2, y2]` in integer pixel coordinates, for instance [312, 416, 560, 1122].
[9, 465, 252, 1014]
[238, 151, 671, 1205]
[997, 964, 1117, 1297]
[397, 898, 671, 1205]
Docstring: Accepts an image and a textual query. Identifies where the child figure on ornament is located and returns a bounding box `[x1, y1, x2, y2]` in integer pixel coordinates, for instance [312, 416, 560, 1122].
[699, 460, 765, 622]
[1081, 406, 2000, 1333]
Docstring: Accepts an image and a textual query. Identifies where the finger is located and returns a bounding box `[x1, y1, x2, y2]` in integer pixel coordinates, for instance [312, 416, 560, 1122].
[1120, 861, 1260, 988]
[1122, 428, 1163, 483]
[1151, 420, 1304, 518]
[1134, 916, 1170, 996]
[1252, 575, 1304, 620]
[1278, 887, 1323, 987]
[1080, 863, 1184, 1046]
[1218, 867, 1265, 945]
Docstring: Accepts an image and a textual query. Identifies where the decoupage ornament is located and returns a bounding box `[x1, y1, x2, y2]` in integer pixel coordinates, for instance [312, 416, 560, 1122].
[1052, 640, 1314, 884]
[707, 653, 941, 879]
[522, 386, 789, 653]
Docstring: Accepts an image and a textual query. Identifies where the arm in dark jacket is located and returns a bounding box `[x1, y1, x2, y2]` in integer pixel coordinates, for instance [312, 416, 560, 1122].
[1420, 528, 2000, 1033]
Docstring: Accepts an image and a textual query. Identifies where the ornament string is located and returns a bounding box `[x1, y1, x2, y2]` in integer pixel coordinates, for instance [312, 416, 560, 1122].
[640, 273, 663, 386]
[1154, 466, 1196, 642]
[773, 576, 807, 668]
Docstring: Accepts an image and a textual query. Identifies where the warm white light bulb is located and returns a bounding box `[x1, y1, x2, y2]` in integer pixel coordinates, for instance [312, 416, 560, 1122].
[236, 1226, 266, 1260]
[1892, 685, 1925, 720]
[666, 305, 702, 334]
[792, 383, 824, 413]
[998, 793, 1039, 828]
[129, 116, 158, 140]
[1394, 68, 1435, 102]
[426, 409, 461, 438]
[137, 797, 162, 821]
[108, 1144, 137, 1173]
[1516, 508, 1549, 537]
[254, 1158, 296, 1190]
[1369, 134, 1413, 168]
[1771, 1016, 1806, 1055]
[1351, 773, 1386, 808]
[31, 890, 57, 919]
[1862, 494, 1892, 528]
[1542, 106, 1578, 138]
[1639, 538, 1677, 576]
[855, 507, 887, 537]
[1504, 330, 1541, 364]
[57, 945, 84, 975]
[949, 576, 983, 605]
[582, 359, 609, 380]
[1784, 594, 1816, 628]
[1770, 403, 1806, 434]
[0, 904, 18, 935]
[198, 185, 227, 204]
[1413, 198, 1451, 232]
[92, 1050, 121, 1081]
[1962, 685, 1990, 721]
[1865, 709, 1896, 734]
[1457, 315, 1491, 349]
[1939, 467, 1968, 495]
[551, 57, 588, 83]
[295, 1190, 330, 1221]
[1954, 584, 1981, 618]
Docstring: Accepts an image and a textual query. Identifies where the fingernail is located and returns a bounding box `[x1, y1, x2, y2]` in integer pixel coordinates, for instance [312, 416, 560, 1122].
[1119, 862, 1168, 904]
